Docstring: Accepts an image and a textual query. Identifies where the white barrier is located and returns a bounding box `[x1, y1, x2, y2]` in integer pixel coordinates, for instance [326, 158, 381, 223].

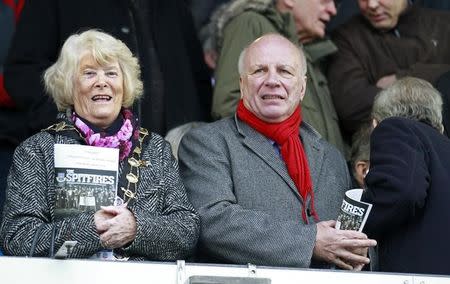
[0, 256, 449, 284]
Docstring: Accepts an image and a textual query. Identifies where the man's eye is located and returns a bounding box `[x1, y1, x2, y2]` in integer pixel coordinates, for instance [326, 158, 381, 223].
[84, 71, 95, 76]
[252, 69, 264, 74]
[280, 69, 294, 77]
[107, 71, 118, 77]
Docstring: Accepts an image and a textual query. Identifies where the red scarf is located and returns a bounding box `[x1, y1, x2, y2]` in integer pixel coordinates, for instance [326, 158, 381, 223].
[237, 100, 318, 223]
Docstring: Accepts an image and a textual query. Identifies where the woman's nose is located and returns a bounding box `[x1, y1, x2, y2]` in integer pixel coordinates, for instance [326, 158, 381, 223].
[95, 73, 108, 88]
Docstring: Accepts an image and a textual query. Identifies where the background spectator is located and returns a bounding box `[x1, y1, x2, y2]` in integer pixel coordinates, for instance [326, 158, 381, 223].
[350, 123, 371, 188]
[188, 0, 230, 70]
[327, 0, 450, 139]
[0, 0, 24, 222]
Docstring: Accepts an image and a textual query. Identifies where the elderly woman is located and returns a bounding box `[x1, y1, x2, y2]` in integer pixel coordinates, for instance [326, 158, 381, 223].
[362, 77, 450, 274]
[0, 30, 199, 260]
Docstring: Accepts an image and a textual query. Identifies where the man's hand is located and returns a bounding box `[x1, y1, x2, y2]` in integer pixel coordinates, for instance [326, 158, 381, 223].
[95, 205, 137, 249]
[376, 74, 397, 89]
[313, 220, 377, 270]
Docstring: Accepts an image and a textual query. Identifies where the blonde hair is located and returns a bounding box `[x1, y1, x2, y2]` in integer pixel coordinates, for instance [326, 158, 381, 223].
[372, 77, 444, 132]
[44, 29, 143, 111]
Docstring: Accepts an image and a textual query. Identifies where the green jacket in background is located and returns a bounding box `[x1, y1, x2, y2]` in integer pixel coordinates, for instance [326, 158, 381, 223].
[211, 0, 347, 157]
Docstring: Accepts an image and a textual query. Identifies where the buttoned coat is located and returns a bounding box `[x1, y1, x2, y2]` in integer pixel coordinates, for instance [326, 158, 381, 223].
[179, 116, 351, 268]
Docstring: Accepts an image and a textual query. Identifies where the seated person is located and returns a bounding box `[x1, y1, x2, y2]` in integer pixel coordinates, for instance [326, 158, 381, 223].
[0, 30, 199, 260]
[362, 77, 450, 274]
[327, 0, 450, 138]
[179, 34, 376, 270]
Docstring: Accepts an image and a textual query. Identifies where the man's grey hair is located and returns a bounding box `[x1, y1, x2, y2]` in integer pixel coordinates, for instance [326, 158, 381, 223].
[237, 34, 307, 77]
[372, 77, 444, 132]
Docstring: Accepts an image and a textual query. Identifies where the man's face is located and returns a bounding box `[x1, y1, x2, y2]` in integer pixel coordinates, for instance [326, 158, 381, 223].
[291, 0, 337, 43]
[358, 0, 408, 30]
[239, 35, 306, 123]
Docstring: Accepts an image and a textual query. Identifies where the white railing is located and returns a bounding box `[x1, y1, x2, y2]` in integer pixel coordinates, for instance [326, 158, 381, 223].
[0, 256, 449, 284]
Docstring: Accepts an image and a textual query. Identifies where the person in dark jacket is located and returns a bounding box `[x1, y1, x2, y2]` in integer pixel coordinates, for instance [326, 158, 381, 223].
[362, 77, 450, 274]
[327, 0, 450, 138]
[0, 0, 24, 222]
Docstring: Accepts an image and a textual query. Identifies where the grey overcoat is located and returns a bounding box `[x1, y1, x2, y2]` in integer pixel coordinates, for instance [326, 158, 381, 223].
[179, 116, 351, 268]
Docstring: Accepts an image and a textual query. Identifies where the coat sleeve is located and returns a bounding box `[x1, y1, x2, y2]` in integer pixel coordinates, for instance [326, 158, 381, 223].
[395, 9, 450, 85]
[362, 119, 429, 239]
[0, 136, 101, 258]
[396, 63, 450, 85]
[327, 28, 380, 135]
[212, 12, 279, 119]
[3, 0, 58, 131]
[122, 139, 200, 260]
[178, 126, 317, 268]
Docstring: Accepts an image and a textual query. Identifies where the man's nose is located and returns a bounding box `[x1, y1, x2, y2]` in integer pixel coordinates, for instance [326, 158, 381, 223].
[326, 0, 337, 17]
[265, 70, 281, 86]
[368, 0, 379, 9]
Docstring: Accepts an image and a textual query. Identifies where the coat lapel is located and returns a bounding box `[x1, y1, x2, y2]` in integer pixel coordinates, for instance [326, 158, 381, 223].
[300, 123, 325, 197]
[235, 116, 326, 203]
[235, 116, 301, 201]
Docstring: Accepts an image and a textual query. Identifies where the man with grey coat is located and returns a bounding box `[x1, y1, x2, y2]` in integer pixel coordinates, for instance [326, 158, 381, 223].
[179, 34, 376, 270]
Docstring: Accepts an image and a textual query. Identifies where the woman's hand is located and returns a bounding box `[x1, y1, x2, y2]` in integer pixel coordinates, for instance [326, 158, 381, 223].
[94, 205, 137, 249]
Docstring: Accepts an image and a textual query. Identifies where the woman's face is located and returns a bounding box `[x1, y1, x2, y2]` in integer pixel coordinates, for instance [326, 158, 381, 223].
[74, 53, 124, 129]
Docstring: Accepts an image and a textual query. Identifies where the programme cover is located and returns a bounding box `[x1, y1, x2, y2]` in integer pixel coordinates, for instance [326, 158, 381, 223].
[54, 144, 119, 219]
[335, 188, 372, 232]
